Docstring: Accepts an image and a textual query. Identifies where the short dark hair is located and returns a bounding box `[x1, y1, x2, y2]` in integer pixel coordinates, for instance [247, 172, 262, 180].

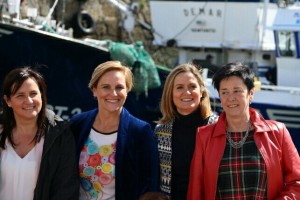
[212, 62, 255, 92]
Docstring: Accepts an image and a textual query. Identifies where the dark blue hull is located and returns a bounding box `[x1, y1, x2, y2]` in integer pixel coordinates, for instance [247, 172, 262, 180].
[0, 23, 108, 117]
[0, 23, 167, 128]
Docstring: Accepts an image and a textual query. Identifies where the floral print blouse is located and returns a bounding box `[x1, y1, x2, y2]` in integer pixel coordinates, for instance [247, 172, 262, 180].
[79, 129, 117, 200]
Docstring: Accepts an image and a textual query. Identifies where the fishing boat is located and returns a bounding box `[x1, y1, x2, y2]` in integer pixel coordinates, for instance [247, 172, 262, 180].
[149, 0, 300, 151]
[0, 0, 169, 128]
[0, 20, 171, 128]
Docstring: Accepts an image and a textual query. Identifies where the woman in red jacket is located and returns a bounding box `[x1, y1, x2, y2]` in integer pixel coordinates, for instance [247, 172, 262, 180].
[187, 62, 300, 199]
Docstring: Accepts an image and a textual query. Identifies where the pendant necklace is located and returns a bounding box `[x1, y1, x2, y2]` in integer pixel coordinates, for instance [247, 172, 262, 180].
[226, 121, 251, 149]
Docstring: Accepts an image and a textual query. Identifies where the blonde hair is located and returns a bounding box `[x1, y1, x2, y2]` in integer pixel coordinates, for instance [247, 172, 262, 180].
[158, 63, 212, 124]
[88, 61, 133, 91]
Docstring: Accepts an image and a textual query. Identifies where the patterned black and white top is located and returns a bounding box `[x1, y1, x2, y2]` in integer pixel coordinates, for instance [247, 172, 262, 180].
[155, 112, 218, 198]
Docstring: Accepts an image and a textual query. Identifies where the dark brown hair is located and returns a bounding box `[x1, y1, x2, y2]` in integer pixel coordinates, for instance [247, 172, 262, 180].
[212, 62, 255, 92]
[0, 67, 48, 148]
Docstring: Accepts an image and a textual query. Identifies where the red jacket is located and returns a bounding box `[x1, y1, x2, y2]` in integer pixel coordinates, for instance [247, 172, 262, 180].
[187, 108, 300, 200]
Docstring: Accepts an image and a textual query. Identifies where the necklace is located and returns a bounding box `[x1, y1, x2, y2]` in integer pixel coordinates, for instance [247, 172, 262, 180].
[226, 121, 251, 149]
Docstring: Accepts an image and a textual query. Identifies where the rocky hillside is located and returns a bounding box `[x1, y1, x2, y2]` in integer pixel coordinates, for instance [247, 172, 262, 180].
[20, 0, 178, 68]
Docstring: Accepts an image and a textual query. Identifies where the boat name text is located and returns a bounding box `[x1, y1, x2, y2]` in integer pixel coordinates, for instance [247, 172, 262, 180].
[183, 7, 222, 18]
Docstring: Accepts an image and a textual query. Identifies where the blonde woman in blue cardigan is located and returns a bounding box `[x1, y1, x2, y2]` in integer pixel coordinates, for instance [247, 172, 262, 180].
[155, 63, 218, 199]
[71, 61, 159, 200]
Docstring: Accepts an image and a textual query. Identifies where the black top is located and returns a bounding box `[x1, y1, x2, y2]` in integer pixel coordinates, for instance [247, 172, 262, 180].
[34, 111, 79, 200]
[171, 109, 208, 200]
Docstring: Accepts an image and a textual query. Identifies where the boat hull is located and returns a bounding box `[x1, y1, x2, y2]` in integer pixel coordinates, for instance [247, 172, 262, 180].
[0, 22, 111, 118]
[0, 22, 167, 128]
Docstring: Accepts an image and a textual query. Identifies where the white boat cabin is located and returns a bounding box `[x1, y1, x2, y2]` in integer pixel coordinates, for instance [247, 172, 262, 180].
[149, 0, 300, 88]
[271, 7, 300, 88]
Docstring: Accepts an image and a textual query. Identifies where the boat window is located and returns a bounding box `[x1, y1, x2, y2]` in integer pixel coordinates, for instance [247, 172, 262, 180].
[276, 31, 295, 57]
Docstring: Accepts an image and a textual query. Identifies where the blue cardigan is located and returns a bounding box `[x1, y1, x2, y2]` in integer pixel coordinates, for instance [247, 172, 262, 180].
[70, 108, 159, 200]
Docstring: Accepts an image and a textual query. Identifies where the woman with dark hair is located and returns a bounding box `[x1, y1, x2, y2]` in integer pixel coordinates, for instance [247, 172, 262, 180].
[0, 67, 79, 200]
[188, 62, 300, 199]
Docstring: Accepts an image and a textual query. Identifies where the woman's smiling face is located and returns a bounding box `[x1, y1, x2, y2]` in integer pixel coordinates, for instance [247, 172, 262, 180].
[5, 78, 42, 122]
[219, 76, 254, 120]
[172, 71, 202, 115]
[92, 70, 128, 114]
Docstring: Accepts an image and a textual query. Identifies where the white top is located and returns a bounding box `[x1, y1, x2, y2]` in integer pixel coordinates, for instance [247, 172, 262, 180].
[79, 128, 117, 200]
[0, 137, 44, 200]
